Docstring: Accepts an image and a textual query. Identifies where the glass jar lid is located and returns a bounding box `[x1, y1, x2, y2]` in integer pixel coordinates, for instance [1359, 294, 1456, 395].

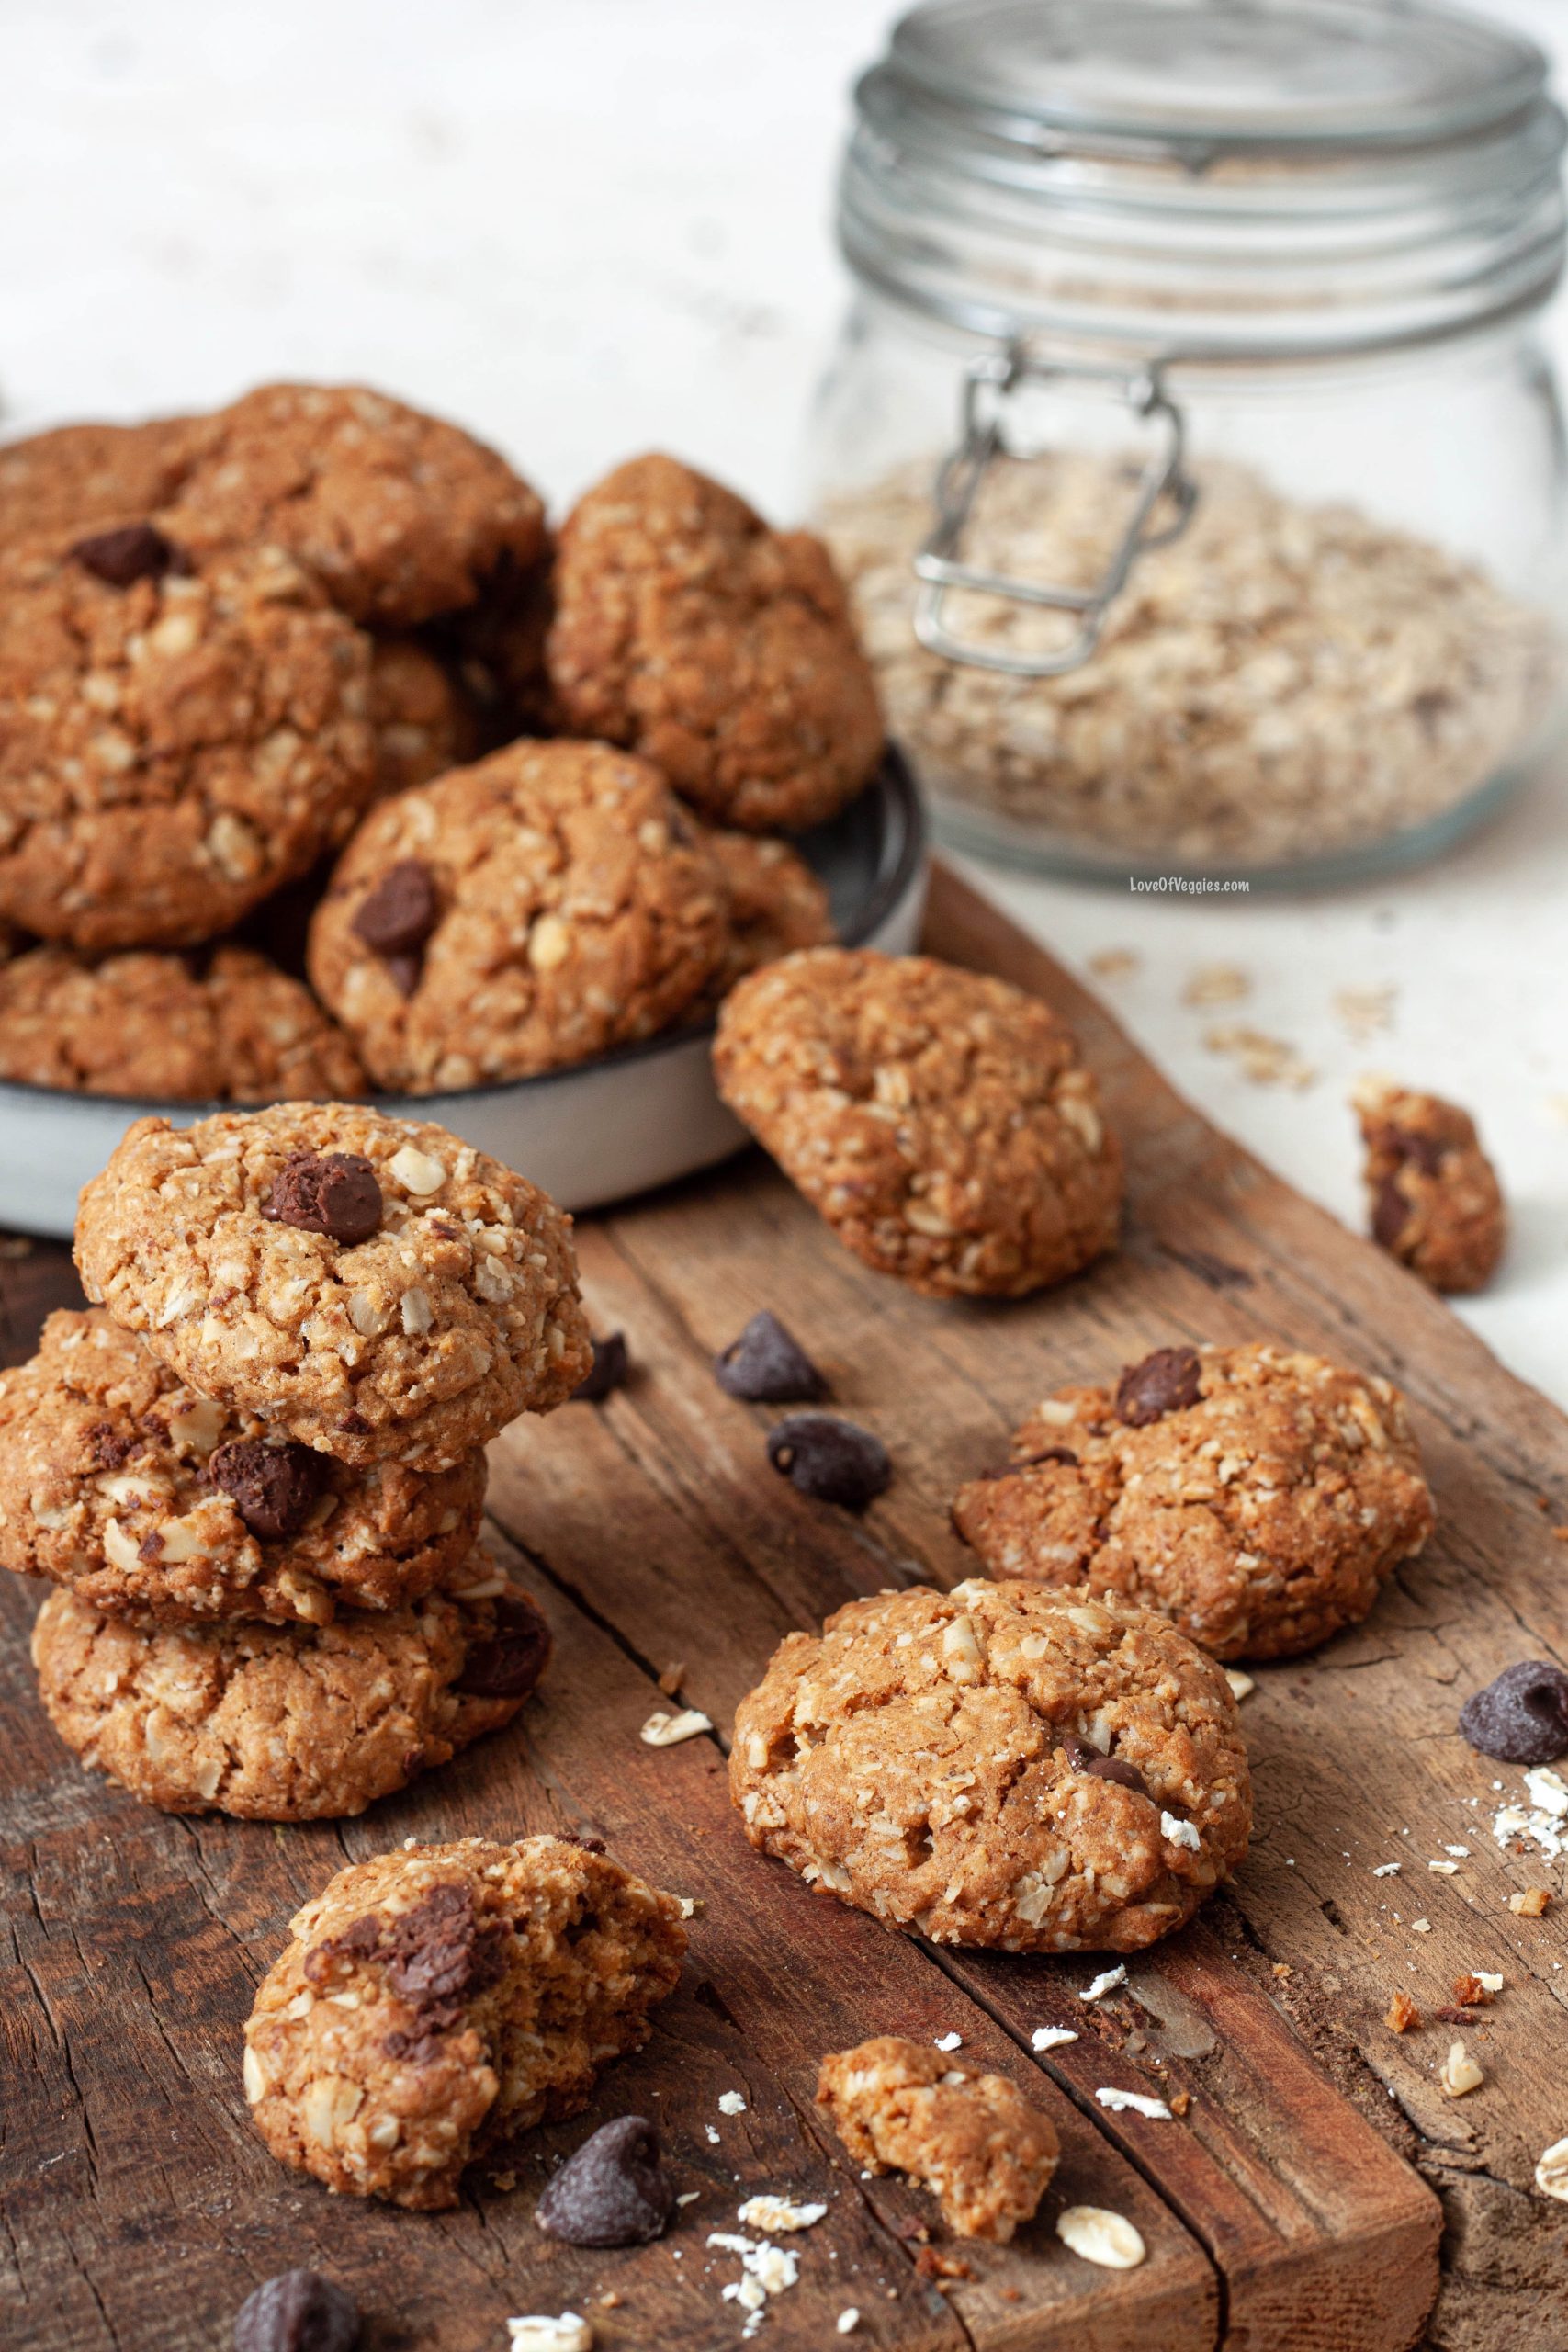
[842, 0, 1567, 356]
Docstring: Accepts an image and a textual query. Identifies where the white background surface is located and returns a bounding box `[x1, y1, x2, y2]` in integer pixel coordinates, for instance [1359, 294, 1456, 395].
[2, 0, 1564, 1402]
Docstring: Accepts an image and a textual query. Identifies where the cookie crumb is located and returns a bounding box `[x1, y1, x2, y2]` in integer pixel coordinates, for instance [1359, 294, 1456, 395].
[640, 1708, 713, 1747]
[1439, 2041, 1484, 2098]
[718, 2091, 748, 2115]
[506, 2318, 592, 2352]
[1031, 2027, 1078, 2052]
[1510, 1887, 1551, 1917]
[1080, 1966, 1129, 2003]
[1535, 2138, 1568, 2200]
[1095, 2087, 1173, 2120]
[737, 2196, 827, 2233]
[932, 2031, 963, 2052]
[1385, 1991, 1422, 2034]
[1411, 1917, 1433, 1934]
[1224, 1668, 1256, 1701]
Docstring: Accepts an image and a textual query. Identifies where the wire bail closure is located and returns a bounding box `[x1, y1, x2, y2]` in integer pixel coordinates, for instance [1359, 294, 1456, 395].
[913, 348, 1198, 676]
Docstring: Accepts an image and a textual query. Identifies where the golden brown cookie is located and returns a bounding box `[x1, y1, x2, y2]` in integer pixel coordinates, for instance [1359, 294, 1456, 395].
[74, 1102, 591, 1468]
[817, 2038, 1058, 2242]
[243, 1835, 688, 2207]
[547, 454, 883, 831]
[714, 949, 1122, 1297]
[702, 827, 835, 1001]
[952, 1340, 1435, 1661]
[0, 531, 376, 952]
[160, 383, 547, 628]
[31, 1566, 547, 1818]
[368, 635, 482, 801]
[306, 741, 729, 1090]
[0, 417, 197, 548]
[731, 1579, 1250, 1953]
[0, 943, 367, 1101]
[1355, 1079, 1506, 1294]
[0, 1309, 485, 1624]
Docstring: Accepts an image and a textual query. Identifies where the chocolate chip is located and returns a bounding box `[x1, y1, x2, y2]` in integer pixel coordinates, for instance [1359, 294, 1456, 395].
[1115, 1345, 1202, 1427]
[262, 1150, 382, 1245]
[1371, 1176, 1412, 1249]
[1373, 1122, 1448, 1177]
[86, 1420, 138, 1470]
[380, 1882, 510, 2014]
[1061, 1732, 1148, 1796]
[232, 2269, 360, 2352]
[209, 1438, 327, 1541]
[456, 1591, 552, 1700]
[1459, 1660, 1568, 1765]
[352, 860, 439, 960]
[381, 952, 423, 999]
[715, 1311, 828, 1403]
[70, 522, 180, 589]
[574, 1331, 629, 1400]
[535, 2115, 676, 2247]
[766, 1413, 890, 1509]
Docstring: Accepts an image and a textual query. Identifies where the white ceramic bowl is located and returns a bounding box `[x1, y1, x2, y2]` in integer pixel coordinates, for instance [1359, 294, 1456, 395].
[0, 750, 929, 1237]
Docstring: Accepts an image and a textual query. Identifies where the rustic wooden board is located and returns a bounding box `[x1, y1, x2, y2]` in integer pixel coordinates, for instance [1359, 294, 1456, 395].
[9, 862, 1568, 2349]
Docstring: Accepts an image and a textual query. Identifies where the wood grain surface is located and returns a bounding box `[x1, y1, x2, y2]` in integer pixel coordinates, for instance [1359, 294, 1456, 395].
[6, 863, 1567, 2351]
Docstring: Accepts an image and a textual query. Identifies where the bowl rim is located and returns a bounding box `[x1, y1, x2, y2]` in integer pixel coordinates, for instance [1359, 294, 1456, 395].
[0, 742, 928, 1120]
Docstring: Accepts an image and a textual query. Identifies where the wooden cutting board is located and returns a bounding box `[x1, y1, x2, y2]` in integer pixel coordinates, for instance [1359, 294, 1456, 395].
[6, 863, 1567, 2352]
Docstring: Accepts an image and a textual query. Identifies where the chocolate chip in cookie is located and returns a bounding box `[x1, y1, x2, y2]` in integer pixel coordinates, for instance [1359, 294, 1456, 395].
[1061, 1732, 1149, 1797]
[715, 1311, 828, 1403]
[69, 521, 181, 588]
[351, 860, 440, 981]
[262, 1149, 383, 1244]
[536, 2114, 676, 2247]
[232, 2268, 360, 2352]
[456, 1590, 552, 1700]
[766, 1413, 890, 1509]
[209, 1437, 328, 1541]
[1115, 1346, 1202, 1427]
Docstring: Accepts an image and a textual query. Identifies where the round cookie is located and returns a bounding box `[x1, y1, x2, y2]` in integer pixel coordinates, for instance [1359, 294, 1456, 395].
[714, 950, 1122, 1297]
[74, 1102, 592, 1468]
[0, 531, 376, 952]
[731, 1578, 1250, 1953]
[243, 1834, 688, 2207]
[0, 417, 198, 548]
[31, 1565, 550, 1818]
[547, 453, 884, 831]
[0, 1309, 485, 1624]
[306, 741, 729, 1090]
[952, 1341, 1435, 1661]
[368, 635, 482, 801]
[1355, 1079, 1506, 1295]
[703, 827, 836, 1001]
[0, 943, 367, 1102]
[162, 383, 547, 628]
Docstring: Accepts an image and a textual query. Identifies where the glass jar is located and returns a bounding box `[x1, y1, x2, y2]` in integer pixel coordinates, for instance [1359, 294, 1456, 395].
[808, 0, 1568, 884]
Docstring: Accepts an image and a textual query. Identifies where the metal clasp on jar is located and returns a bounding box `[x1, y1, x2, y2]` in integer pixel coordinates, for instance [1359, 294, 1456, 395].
[914, 347, 1198, 677]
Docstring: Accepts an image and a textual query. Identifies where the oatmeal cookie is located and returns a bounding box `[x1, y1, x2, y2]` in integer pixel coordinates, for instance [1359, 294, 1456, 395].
[31, 1566, 548, 1818]
[714, 950, 1122, 1297]
[0, 532, 376, 952]
[160, 383, 547, 628]
[953, 1341, 1435, 1661]
[817, 2038, 1058, 2241]
[0, 416, 197, 548]
[702, 828, 835, 1001]
[547, 454, 883, 831]
[306, 741, 728, 1090]
[74, 1102, 591, 1467]
[1355, 1080, 1506, 1295]
[0, 1309, 484, 1624]
[243, 1834, 688, 2207]
[368, 635, 481, 800]
[0, 943, 367, 1102]
[731, 1579, 1249, 1953]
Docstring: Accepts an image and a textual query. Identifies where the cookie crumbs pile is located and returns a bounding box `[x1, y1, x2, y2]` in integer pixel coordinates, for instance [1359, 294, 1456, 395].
[5, 1097, 589, 1818]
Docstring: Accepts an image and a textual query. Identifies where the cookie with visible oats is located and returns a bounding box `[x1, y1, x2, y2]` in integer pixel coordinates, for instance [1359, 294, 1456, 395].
[731, 1578, 1250, 1953]
[1355, 1079, 1506, 1295]
[306, 741, 729, 1090]
[953, 1341, 1435, 1661]
[0, 943, 367, 1102]
[243, 1834, 687, 2207]
[0, 1310, 484, 1624]
[74, 1102, 591, 1468]
[0, 416, 197, 548]
[701, 827, 835, 1001]
[367, 635, 483, 801]
[547, 453, 884, 831]
[0, 531, 376, 952]
[817, 2037, 1058, 2242]
[31, 1563, 547, 1818]
[713, 950, 1122, 1297]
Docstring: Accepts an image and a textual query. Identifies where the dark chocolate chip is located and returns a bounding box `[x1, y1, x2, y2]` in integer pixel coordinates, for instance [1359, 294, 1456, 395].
[232, 2269, 360, 2352]
[766, 1413, 890, 1510]
[560, 1831, 607, 1854]
[352, 860, 439, 958]
[1115, 1345, 1202, 1427]
[1459, 1660, 1568, 1766]
[535, 2115, 676, 2247]
[381, 952, 423, 999]
[574, 1331, 629, 1401]
[456, 1591, 553, 1700]
[382, 1882, 510, 2015]
[209, 1438, 327, 1541]
[714, 1311, 828, 1403]
[86, 1420, 138, 1470]
[71, 522, 180, 589]
[1371, 1176, 1412, 1249]
[262, 1150, 383, 1245]
[1061, 1732, 1148, 1796]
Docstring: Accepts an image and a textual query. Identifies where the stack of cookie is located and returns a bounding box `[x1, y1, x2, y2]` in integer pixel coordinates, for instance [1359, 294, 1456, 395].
[0, 396, 881, 1103]
[0, 1097, 592, 1820]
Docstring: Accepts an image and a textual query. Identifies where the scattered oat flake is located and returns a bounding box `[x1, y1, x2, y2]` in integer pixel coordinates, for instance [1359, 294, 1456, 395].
[1525, 1768, 1568, 1817]
[718, 2091, 748, 2115]
[1445, 1845, 1472, 1858]
[1536, 2137, 1568, 2199]
[932, 2031, 963, 2052]
[507, 2319, 592, 2352]
[640, 1707, 713, 1747]
[1428, 1860, 1460, 1875]
[1440, 2041, 1484, 2098]
[1088, 948, 1140, 982]
[1373, 1862, 1402, 1877]
[1032, 2026, 1079, 2052]
[837, 2312, 862, 2335]
[1224, 1668, 1255, 1701]
[1096, 2087, 1173, 2120]
[1162, 1810, 1201, 1852]
[1079, 1965, 1128, 2003]
[1411, 1918, 1433, 1935]
[1334, 985, 1396, 1039]
[738, 2197, 827, 2234]
[1203, 1023, 1316, 1090]
[676, 2191, 702, 2207]
[1183, 962, 1252, 1008]
[1055, 2205, 1147, 2269]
